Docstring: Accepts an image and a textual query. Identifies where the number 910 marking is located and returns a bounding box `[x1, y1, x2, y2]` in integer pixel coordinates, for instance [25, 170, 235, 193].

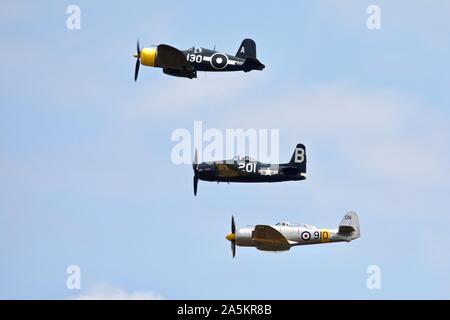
[313, 230, 330, 242]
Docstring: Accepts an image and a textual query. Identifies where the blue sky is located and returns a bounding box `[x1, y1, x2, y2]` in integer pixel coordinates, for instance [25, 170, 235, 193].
[1, 1, 450, 299]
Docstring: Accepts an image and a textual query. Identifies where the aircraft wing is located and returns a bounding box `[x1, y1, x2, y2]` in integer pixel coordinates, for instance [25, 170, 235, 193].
[157, 44, 193, 71]
[214, 163, 242, 178]
[253, 225, 291, 250]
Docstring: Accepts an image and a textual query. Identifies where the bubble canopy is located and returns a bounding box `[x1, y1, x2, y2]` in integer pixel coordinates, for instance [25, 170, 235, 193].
[233, 155, 257, 161]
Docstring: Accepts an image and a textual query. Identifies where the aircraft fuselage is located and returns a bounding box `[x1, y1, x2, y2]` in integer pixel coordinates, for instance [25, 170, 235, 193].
[197, 160, 307, 183]
[182, 47, 250, 72]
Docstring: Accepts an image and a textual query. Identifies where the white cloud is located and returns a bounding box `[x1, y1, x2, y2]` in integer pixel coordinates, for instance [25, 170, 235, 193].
[72, 284, 164, 300]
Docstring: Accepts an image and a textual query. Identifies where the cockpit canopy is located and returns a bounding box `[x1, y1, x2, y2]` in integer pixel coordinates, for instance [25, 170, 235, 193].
[233, 155, 257, 162]
[275, 221, 291, 227]
[187, 46, 203, 53]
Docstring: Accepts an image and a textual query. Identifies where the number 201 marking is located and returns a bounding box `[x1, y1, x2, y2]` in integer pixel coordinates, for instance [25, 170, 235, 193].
[238, 162, 256, 173]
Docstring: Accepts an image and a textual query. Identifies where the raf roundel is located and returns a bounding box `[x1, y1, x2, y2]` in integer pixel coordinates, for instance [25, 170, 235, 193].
[210, 53, 228, 70]
[301, 231, 311, 241]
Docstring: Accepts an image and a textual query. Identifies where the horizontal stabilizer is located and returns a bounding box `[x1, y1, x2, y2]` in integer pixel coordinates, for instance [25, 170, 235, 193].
[243, 57, 265, 72]
[281, 166, 301, 175]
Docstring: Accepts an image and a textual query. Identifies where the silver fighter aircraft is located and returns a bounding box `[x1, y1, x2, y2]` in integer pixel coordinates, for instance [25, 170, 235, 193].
[226, 212, 360, 257]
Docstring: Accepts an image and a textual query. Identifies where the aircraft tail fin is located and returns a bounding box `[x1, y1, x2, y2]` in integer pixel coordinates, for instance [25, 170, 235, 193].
[288, 143, 307, 171]
[236, 38, 257, 59]
[338, 211, 360, 240]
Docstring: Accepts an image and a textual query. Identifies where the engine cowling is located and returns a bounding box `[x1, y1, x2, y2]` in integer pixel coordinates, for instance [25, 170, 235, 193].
[140, 47, 157, 67]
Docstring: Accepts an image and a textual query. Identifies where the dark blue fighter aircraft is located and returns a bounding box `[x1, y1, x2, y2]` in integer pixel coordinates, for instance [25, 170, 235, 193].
[192, 144, 307, 196]
[133, 38, 265, 79]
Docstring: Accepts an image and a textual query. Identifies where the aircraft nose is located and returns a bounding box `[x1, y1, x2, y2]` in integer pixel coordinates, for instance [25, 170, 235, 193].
[226, 233, 235, 241]
[140, 47, 157, 67]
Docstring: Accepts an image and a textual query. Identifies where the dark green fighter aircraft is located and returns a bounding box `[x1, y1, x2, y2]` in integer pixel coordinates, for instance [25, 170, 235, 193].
[133, 38, 265, 80]
[192, 144, 307, 196]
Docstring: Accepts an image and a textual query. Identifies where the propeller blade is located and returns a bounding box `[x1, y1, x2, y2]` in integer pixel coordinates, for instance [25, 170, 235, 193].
[134, 39, 141, 82]
[193, 150, 199, 196]
[231, 215, 235, 234]
[137, 40, 141, 57]
[193, 175, 198, 196]
[134, 59, 140, 82]
[193, 149, 198, 171]
[231, 215, 236, 257]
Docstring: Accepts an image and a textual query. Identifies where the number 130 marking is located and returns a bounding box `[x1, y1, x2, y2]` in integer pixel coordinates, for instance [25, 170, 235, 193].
[186, 54, 203, 63]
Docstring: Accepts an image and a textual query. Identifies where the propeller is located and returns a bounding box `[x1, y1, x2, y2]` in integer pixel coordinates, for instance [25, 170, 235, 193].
[193, 149, 199, 196]
[231, 216, 236, 258]
[225, 216, 236, 257]
[134, 40, 141, 81]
